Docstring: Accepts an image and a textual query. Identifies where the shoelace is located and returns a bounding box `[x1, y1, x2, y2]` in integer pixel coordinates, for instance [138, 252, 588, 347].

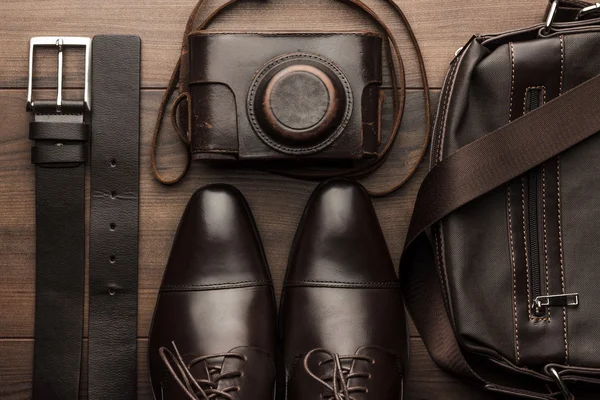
[159, 341, 246, 400]
[304, 348, 374, 400]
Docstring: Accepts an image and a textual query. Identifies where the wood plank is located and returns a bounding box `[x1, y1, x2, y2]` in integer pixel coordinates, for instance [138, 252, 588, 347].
[0, 0, 548, 90]
[0, 338, 511, 400]
[0, 88, 435, 339]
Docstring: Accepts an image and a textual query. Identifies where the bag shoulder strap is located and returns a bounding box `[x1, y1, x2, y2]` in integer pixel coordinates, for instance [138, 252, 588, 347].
[400, 69, 600, 393]
[404, 71, 600, 247]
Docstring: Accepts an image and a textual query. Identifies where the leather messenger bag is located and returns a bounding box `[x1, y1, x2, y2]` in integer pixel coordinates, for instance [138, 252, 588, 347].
[401, 1, 600, 399]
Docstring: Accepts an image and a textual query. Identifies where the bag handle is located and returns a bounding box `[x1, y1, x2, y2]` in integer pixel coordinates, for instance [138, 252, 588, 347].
[151, 0, 430, 197]
[400, 60, 600, 398]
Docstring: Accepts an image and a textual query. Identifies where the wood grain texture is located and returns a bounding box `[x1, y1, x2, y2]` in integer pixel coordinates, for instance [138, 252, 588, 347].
[0, 0, 548, 89]
[0, 0, 582, 399]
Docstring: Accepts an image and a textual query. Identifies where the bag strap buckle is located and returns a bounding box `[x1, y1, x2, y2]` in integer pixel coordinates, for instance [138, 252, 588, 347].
[548, 367, 575, 400]
[577, 3, 600, 19]
[26, 36, 92, 112]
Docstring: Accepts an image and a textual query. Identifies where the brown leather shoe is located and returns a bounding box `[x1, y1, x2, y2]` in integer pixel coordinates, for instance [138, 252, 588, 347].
[280, 179, 408, 399]
[148, 184, 277, 400]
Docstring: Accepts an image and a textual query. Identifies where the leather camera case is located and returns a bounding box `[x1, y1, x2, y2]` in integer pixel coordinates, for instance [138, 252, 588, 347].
[188, 32, 384, 162]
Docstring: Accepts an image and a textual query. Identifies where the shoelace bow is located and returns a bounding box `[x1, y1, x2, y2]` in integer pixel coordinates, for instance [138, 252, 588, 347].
[304, 348, 374, 400]
[159, 341, 246, 400]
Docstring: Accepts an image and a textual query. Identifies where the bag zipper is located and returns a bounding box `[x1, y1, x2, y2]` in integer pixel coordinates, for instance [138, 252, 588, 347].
[526, 167, 543, 316]
[526, 89, 544, 317]
[525, 89, 579, 316]
[429, 41, 580, 320]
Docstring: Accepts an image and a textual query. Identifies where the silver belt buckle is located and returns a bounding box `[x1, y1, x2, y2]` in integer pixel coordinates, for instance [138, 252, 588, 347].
[26, 36, 92, 112]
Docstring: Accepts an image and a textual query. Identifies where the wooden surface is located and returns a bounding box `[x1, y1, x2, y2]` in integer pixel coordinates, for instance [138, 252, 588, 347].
[0, 1, 567, 399]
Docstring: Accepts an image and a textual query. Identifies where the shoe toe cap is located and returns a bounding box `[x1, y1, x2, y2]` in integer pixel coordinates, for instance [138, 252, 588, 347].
[286, 179, 397, 284]
[162, 184, 271, 288]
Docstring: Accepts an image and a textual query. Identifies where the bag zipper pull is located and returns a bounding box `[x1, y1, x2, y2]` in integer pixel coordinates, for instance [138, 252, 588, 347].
[534, 293, 579, 310]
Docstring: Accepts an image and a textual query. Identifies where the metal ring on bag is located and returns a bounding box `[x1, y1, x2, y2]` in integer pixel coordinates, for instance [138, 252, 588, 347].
[577, 3, 600, 20]
[548, 367, 575, 400]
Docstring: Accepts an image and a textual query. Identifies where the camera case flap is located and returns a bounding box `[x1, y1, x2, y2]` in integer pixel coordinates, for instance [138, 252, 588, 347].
[188, 32, 384, 162]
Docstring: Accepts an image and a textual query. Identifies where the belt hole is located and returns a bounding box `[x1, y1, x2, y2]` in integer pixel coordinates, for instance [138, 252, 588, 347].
[110, 191, 117, 199]
[109, 288, 116, 296]
[110, 158, 117, 167]
[109, 255, 116, 264]
[109, 223, 116, 231]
